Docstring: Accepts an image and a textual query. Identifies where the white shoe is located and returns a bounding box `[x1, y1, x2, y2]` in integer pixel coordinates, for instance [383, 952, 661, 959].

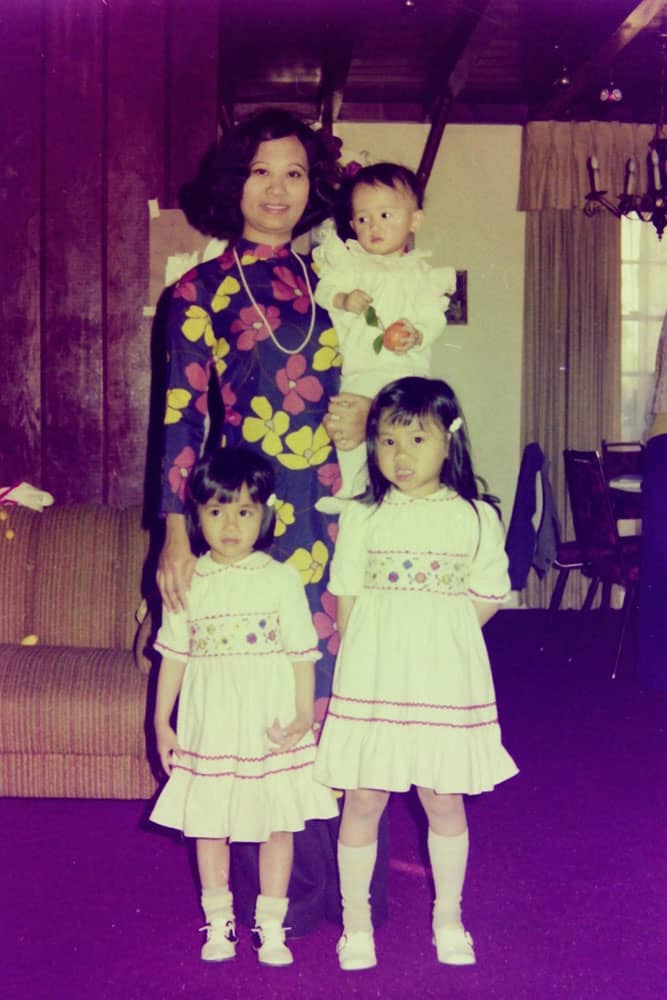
[337, 931, 377, 971]
[433, 924, 476, 965]
[252, 923, 294, 966]
[200, 919, 238, 962]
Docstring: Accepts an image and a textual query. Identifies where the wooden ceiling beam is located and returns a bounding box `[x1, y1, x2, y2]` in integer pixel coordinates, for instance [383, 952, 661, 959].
[417, 0, 493, 189]
[536, 0, 666, 119]
[318, 33, 355, 132]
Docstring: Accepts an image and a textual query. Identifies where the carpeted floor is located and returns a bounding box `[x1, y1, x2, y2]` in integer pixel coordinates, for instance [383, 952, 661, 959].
[3, 611, 666, 1000]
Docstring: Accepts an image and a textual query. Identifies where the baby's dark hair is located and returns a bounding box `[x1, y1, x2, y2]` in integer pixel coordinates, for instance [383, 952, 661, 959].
[335, 162, 424, 240]
[180, 108, 341, 240]
[185, 447, 276, 556]
[366, 377, 498, 511]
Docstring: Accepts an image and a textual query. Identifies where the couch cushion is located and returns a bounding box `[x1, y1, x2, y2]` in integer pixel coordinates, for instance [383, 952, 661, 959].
[0, 644, 150, 757]
[0, 505, 149, 649]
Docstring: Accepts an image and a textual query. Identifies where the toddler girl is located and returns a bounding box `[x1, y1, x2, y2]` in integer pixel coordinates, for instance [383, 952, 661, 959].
[151, 446, 337, 966]
[313, 163, 456, 508]
[314, 377, 518, 970]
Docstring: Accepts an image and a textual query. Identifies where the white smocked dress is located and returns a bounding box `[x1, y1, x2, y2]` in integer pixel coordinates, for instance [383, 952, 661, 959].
[150, 551, 338, 841]
[314, 489, 519, 794]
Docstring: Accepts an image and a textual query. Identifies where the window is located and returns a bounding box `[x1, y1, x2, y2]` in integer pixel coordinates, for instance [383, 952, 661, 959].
[621, 218, 667, 438]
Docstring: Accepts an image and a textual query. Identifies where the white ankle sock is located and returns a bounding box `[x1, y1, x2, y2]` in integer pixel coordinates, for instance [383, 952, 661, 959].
[338, 841, 377, 933]
[201, 887, 234, 924]
[254, 894, 288, 928]
[428, 828, 469, 928]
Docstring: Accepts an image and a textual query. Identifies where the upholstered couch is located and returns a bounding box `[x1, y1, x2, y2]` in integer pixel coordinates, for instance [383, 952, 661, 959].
[0, 503, 158, 798]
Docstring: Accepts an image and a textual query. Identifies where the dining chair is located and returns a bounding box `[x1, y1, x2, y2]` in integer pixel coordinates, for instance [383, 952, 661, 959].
[563, 449, 641, 678]
[601, 439, 644, 520]
[505, 442, 588, 609]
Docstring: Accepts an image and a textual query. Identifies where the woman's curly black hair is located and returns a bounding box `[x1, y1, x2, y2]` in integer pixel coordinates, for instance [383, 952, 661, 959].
[179, 108, 341, 241]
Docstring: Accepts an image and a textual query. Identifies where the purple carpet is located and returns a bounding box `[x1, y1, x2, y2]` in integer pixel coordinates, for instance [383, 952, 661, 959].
[3, 611, 666, 1000]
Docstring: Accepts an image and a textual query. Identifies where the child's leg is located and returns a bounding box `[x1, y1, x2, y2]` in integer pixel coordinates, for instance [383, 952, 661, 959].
[417, 788, 475, 965]
[196, 838, 237, 962]
[254, 831, 294, 967]
[337, 788, 390, 971]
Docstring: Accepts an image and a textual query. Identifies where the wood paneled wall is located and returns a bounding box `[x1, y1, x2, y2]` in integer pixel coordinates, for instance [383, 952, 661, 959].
[0, 0, 222, 506]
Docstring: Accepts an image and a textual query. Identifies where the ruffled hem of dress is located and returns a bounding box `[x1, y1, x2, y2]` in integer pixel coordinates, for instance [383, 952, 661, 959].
[313, 721, 518, 796]
[150, 766, 339, 841]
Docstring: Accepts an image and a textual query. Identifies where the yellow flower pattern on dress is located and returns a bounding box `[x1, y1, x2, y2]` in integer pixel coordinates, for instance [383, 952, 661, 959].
[212, 336, 230, 377]
[182, 305, 215, 346]
[242, 396, 290, 457]
[165, 387, 192, 425]
[313, 327, 341, 372]
[278, 423, 332, 470]
[288, 539, 329, 586]
[274, 498, 296, 538]
[211, 276, 241, 313]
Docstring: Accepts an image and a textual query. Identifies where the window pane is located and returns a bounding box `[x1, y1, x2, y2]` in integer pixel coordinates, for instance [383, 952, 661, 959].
[621, 217, 667, 438]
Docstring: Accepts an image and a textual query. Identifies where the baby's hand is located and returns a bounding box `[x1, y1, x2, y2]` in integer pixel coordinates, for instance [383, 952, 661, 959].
[155, 724, 182, 775]
[343, 289, 373, 314]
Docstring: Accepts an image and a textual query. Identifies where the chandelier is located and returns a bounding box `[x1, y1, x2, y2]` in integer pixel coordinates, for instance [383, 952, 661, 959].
[584, 31, 667, 240]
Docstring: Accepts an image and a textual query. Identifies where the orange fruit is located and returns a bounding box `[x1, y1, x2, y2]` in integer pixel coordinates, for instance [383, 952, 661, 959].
[382, 320, 416, 351]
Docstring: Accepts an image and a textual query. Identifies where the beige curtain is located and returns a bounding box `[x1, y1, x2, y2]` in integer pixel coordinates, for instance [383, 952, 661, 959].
[519, 122, 633, 608]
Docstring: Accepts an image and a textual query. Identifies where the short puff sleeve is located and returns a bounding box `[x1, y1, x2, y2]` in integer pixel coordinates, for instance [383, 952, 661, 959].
[468, 501, 511, 604]
[277, 563, 323, 662]
[328, 501, 373, 597]
[154, 607, 189, 663]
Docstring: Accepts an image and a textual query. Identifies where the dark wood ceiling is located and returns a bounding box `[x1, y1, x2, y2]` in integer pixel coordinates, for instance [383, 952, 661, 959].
[218, 0, 667, 128]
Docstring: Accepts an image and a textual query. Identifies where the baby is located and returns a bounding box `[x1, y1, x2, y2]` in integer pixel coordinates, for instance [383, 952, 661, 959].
[313, 162, 455, 509]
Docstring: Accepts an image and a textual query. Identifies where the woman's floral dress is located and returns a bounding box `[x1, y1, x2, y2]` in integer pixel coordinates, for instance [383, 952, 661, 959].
[159, 237, 389, 933]
[161, 237, 342, 702]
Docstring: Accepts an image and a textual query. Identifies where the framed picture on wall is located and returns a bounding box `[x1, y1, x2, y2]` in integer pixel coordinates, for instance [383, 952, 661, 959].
[445, 270, 467, 325]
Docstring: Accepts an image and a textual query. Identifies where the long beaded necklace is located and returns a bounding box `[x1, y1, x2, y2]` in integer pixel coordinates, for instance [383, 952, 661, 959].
[232, 246, 317, 356]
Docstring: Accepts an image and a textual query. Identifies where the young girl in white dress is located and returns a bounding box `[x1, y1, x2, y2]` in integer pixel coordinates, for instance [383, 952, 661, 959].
[151, 447, 337, 967]
[314, 377, 518, 971]
[313, 163, 456, 508]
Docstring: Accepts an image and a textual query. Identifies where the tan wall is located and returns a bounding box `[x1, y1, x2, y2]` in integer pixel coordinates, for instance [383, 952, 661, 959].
[335, 123, 524, 518]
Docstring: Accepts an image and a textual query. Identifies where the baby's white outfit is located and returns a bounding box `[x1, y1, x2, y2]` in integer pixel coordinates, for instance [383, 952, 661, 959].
[313, 488, 518, 794]
[150, 551, 338, 842]
[313, 230, 456, 503]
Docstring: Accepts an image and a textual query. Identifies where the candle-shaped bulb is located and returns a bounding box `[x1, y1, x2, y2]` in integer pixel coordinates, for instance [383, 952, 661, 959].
[651, 148, 662, 190]
[589, 155, 601, 192]
[625, 157, 637, 196]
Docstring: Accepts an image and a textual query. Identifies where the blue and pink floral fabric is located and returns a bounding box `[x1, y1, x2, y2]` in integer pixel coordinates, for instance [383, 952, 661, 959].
[161, 238, 342, 696]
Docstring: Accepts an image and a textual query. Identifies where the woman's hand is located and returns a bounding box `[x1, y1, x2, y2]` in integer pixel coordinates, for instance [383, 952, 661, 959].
[157, 514, 196, 613]
[155, 723, 182, 775]
[324, 393, 372, 452]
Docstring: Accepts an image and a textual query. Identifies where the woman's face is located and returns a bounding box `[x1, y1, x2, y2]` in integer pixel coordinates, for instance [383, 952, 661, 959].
[240, 134, 310, 244]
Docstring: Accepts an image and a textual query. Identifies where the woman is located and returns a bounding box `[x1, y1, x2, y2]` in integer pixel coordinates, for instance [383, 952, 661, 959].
[155, 108, 384, 935]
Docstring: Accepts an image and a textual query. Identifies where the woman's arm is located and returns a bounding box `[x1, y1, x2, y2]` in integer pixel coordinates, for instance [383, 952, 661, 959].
[324, 393, 372, 451]
[154, 655, 187, 774]
[157, 513, 196, 613]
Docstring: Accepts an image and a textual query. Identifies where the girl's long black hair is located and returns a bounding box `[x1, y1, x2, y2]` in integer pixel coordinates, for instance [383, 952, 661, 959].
[184, 447, 277, 556]
[365, 377, 499, 513]
[179, 108, 341, 241]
